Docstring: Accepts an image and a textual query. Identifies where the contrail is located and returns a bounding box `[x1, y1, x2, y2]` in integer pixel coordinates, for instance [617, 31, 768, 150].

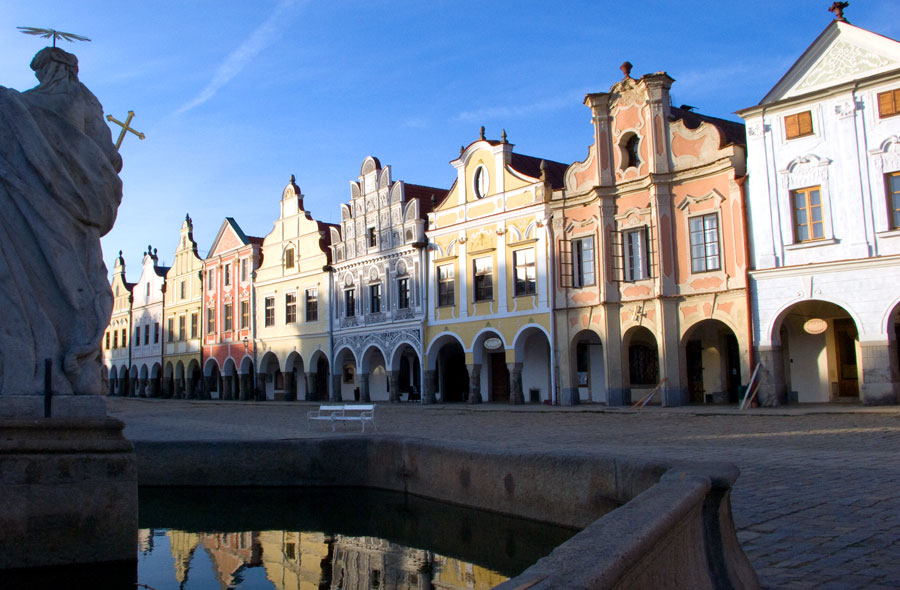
[175, 0, 304, 116]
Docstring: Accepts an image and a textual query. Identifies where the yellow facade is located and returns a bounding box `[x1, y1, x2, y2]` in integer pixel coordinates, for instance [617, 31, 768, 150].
[255, 177, 334, 401]
[163, 215, 205, 397]
[105, 251, 133, 396]
[424, 132, 566, 404]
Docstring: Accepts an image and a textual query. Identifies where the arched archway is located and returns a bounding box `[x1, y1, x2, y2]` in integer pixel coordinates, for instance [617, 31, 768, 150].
[100, 364, 110, 396]
[239, 356, 255, 401]
[309, 351, 330, 402]
[513, 326, 551, 404]
[108, 365, 118, 397]
[472, 330, 508, 403]
[164, 362, 175, 399]
[150, 363, 162, 398]
[187, 359, 202, 399]
[361, 345, 388, 402]
[120, 365, 130, 396]
[427, 334, 467, 403]
[222, 358, 238, 400]
[285, 352, 305, 401]
[772, 300, 860, 403]
[138, 365, 149, 397]
[204, 358, 222, 399]
[333, 347, 357, 402]
[174, 361, 185, 399]
[259, 352, 282, 401]
[623, 326, 659, 405]
[390, 343, 421, 402]
[682, 320, 741, 404]
[570, 330, 606, 404]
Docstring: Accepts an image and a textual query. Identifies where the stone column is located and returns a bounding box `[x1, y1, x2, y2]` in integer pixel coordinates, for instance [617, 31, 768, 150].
[331, 374, 342, 402]
[360, 373, 371, 402]
[305, 372, 316, 401]
[388, 371, 400, 403]
[508, 362, 524, 405]
[423, 369, 436, 404]
[754, 346, 785, 406]
[283, 371, 296, 401]
[860, 341, 900, 405]
[467, 363, 482, 404]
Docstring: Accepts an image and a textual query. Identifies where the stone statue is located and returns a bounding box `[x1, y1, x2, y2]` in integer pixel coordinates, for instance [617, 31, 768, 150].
[0, 47, 122, 403]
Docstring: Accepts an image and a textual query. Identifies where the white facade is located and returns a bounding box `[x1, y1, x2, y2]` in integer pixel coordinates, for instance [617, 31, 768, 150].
[328, 157, 441, 402]
[129, 246, 168, 397]
[739, 18, 900, 404]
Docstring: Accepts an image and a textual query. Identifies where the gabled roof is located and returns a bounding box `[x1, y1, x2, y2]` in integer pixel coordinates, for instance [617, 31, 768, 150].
[207, 217, 259, 259]
[757, 20, 900, 106]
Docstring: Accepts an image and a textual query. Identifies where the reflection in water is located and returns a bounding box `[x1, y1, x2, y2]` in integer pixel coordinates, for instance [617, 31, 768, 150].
[138, 487, 578, 590]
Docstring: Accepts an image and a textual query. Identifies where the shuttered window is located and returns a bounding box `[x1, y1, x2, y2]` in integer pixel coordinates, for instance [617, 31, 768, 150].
[784, 111, 813, 139]
[877, 89, 900, 118]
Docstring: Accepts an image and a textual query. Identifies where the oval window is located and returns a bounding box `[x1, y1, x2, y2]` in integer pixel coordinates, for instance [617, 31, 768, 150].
[473, 166, 488, 199]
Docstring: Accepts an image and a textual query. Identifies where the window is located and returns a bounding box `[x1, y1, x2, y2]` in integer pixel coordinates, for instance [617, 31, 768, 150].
[345, 289, 356, 317]
[513, 249, 536, 296]
[878, 89, 900, 118]
[791, 186, 824, 242]
[284, 247, 294, 269]
[624, 228, 650, 282]
[146, 283, 150, 297]
[207, 269, 215, 290]
[368, 227, 377, 248]
[224, 264, 231, 286]
[437, 265, 454, 307]
[144, 324, 150, 345]
[784, 111, 813, 139]
[473, 257, 493, 301]
[105, 332, 110, 350]
[306, 289, 318, 322]
[473, 166, 488, 199]
[689, 214, 720, 272]
[572, 237, 595, 288]
[190, 312, 198, 339]
[154, 322, 159, 343]
[134, 327, 140, 347]
[207, 307, 215, 335]
[178, 315, 186, 341]
[285, 292, 297, 324]
[223, 304, 233, 332]
[179, 280, 185, 300]
[241, 259, 249, 282]
[264, 297, 275, 327]
[240, 300, 249, 329]
[622, 134, 641, 169]
[369, 284, 381, 313]
[113, 331, 118, 349]
[121, 328, 127, 347]
[167, 318, 174, 343]
[888, 172, 900, 229]
[397, 278, 409, 309]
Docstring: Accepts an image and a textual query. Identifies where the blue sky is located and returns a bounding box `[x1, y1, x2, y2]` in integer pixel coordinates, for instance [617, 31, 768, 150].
[3, 0, 899, 275]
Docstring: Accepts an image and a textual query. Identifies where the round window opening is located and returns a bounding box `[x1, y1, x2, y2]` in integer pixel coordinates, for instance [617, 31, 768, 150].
[473, 166, 489, 199]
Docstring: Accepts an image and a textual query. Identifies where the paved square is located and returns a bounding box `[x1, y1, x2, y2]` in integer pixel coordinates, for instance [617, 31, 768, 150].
[109, 399, 900, 590]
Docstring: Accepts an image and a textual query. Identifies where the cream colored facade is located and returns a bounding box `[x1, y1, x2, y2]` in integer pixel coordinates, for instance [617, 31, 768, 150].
[255, 177, 334, 401]
[163, 215, 204, 398]
[130, 246, 169, 397]
[104, 251, 133, 396]
[424, 131, 566, 403]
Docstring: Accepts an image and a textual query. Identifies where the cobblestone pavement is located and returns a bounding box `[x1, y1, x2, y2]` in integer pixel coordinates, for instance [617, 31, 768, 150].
[107, 398, 900, 590]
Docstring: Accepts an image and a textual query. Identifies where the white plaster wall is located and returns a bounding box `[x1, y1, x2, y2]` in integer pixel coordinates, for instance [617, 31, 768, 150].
[522, 336, 551, 402]
[370, 367, 388, 401]
[702, 347, 723, 395]
[784, 318, 831, 403]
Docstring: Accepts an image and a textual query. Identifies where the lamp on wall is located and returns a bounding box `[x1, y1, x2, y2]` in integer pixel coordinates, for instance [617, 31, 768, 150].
[242, 336, 249, 354]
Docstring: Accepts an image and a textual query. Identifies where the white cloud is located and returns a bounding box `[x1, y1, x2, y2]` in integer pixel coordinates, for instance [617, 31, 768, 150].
[455, 90, 586, 122]
[174, 0, 304, 116]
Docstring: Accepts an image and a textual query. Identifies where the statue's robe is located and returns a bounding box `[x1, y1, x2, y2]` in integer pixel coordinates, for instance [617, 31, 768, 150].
[0, 48, 122, 396]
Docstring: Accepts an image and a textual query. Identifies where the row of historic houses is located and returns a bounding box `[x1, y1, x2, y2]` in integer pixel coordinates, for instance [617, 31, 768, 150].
[102, 14, 900, 406]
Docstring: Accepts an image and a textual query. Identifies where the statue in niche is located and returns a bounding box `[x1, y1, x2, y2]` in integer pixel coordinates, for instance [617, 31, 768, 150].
[0, 47, 123, 397]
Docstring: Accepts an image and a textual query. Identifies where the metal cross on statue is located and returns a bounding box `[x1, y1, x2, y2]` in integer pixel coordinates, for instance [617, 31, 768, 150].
[106, 110, 146, 150]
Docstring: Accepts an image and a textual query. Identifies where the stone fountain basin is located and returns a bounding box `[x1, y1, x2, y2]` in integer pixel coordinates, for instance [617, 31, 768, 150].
[135, 436, 759, 590]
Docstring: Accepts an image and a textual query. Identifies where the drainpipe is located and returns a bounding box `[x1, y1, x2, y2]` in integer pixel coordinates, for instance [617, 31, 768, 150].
[326, 263, 334, 401]
[737, 175, 755, 372]
[251, 256, 258, 395]
[547, 211, 558, 406]
[418, 239, 428, 397]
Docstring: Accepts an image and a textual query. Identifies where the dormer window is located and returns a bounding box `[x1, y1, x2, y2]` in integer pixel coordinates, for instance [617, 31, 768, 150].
[784, 111, 813, 140]
[621, 134, 641, 169]
[284, 247, 295, 269]
[473, 165, 488, 199]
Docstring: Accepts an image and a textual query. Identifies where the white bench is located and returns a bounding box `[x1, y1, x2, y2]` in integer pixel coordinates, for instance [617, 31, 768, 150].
[307, 404, 376, 432]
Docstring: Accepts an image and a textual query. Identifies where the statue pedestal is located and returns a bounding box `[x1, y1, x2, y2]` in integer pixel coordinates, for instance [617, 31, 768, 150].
[0, 409, 137, 576]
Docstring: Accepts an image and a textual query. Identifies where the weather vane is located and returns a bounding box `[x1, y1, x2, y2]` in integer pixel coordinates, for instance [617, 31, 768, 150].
[17, 27, 91, 47]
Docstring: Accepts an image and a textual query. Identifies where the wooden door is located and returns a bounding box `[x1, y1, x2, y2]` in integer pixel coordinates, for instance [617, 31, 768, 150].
[491, 353, 510, 402]
[686, 340, 704, 403]
[834, 319, 859, 398]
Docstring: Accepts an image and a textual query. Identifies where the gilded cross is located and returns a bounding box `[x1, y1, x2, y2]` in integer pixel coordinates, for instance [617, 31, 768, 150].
[106, 110, 145, 150]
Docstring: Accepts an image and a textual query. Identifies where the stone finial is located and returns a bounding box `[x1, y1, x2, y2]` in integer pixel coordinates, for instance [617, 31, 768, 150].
[185, 213, 190, 222]
[153, 248, 157, 257]
[479, 126, 486, 140]
[147, 244, 152, 254]
[620, 61, 633, 79]
[460, 145, 465, 156]
[540, 159, 548, 182]
[290, 173, 296, 184]
[430, 193, 437, 209]
[118, 249, 122, 257]
[501, 129, 508, 144]
[829, 1, 849, 21]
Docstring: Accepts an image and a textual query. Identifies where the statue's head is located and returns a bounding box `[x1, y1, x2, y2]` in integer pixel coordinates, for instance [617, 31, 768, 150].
[30, 47, 79, 84]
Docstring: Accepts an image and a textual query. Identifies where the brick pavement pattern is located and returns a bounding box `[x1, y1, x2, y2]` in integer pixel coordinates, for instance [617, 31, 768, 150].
[107, 399, 900, 590]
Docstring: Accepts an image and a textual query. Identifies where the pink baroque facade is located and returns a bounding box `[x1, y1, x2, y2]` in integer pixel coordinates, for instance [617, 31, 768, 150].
[553, 65, 750, 406]
[201, 217, 263, 399]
